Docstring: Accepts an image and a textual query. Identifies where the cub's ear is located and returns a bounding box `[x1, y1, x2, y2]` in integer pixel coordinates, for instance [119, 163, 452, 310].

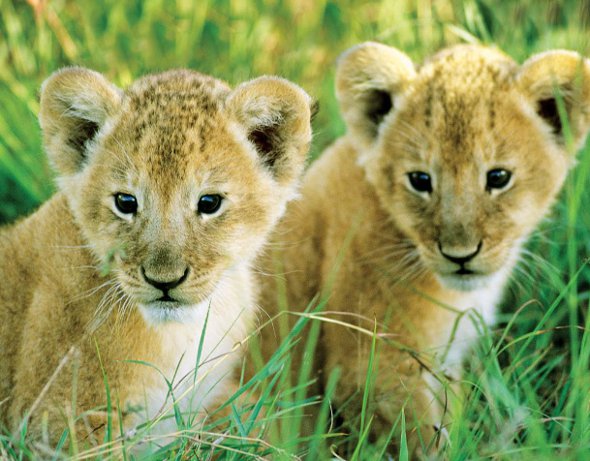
[336, 42, 415, 148]
[39, 67, 122, 177]
[226, 76, 313, 187]
[517, 50, 590, 149]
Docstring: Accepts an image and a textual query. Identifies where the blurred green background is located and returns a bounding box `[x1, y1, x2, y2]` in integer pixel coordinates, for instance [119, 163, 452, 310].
[1, 0, 589, 224]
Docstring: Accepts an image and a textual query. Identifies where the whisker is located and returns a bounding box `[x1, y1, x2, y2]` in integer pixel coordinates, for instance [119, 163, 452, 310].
[86, 281, 125, 333]
[67, 278, 117, 305]
[52, 244, 95, 250]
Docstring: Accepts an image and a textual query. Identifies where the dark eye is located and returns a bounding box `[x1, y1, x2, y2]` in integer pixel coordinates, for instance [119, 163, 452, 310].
[198, 194, 223, 215]
[486, 169, 512, 190]
[114, 193, 138, 214]
[408, 171, 432, 193]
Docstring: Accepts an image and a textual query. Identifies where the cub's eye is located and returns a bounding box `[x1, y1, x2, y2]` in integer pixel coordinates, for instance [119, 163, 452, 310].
[114, 193, 138, 214]
[198, 194, 223, 215]
[408, 171, 432, 193]
[486, 169, 512, 190]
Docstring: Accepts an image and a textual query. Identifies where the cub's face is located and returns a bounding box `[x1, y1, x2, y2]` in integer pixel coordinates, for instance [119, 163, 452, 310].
[40, 69, 312, 322]
[337, 43, 590, 291]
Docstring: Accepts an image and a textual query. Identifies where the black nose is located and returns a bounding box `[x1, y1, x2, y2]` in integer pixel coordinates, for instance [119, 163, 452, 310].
[439, 241, 482, 265]
[141, 267, 190, 291]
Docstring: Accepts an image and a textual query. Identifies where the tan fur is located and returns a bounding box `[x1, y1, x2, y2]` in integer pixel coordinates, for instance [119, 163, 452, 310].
[0, 67, 312, 447]
[256, 43, 590, 455]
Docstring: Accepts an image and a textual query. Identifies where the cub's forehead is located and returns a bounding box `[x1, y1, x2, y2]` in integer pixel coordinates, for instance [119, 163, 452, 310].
[101, 70, 253, 188]
[413, 45, 517, 107]
[394, 46, 522, 158]
[121, 70, 231, 132]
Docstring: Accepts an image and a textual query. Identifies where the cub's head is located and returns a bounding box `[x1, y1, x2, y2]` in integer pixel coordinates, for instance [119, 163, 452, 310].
[337, 42, 590, 291]
[40, 68, 312, 322]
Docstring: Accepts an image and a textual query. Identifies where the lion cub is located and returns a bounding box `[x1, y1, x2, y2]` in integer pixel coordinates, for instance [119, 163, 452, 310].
[0, 68, 312, 447]
[257, 43, 590, 453]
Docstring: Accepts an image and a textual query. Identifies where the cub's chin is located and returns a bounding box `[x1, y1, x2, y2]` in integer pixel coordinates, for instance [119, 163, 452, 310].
[437, 273, 490, 292]
[436, 267, 510, 293]
[138, 299, 211, 326]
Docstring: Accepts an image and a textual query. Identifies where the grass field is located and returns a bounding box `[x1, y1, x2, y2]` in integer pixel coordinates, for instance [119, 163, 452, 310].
[1, 0, 590, 459]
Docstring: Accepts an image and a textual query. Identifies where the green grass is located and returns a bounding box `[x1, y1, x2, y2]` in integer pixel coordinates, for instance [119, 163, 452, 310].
[1, 0, 590, 459]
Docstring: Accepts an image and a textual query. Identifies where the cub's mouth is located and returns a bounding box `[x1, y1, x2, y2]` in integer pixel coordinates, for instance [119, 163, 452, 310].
[455, 267, 475, 275]
[139, 298, 210, 325]
[157, 293, 178, 302]
[116, 265, 213, 324]
[145, 289, 204, 309]
[138, 266, 195, 306]
[433, 241, 490, 290]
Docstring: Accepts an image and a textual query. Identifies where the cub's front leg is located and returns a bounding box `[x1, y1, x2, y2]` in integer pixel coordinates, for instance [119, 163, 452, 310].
[321, 310, 459, 457]
[8, 292, 135, 449]
[9, 345, 128, 450]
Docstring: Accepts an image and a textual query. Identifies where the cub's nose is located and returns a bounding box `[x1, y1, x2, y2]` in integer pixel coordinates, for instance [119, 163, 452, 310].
[438, 242, 482, 265]
[141, 267, 190, 291]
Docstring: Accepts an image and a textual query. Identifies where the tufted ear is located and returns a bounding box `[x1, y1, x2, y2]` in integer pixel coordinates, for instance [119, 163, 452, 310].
[336, 42, 416, 148]
[39, 67, 122, 178]
[518, 50, 590, 150]
[226, 76, 313, 187]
